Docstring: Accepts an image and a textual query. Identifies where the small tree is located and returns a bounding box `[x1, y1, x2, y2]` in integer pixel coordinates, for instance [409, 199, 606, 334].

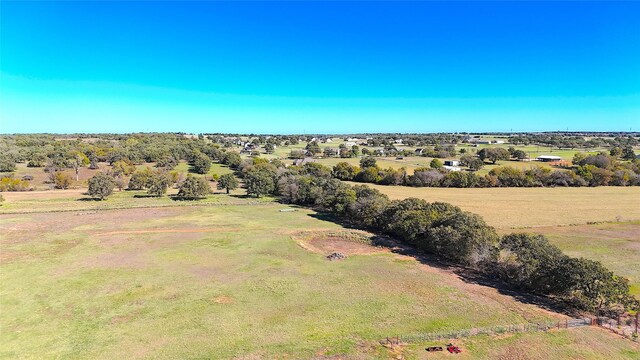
[53, 172, 73, 189]
[193, 153, 212, 174]
[621, 146, 636, 161]
[265, 143, 275, 154]
[430, 158, 443, 169]
[478, 148, 510, 164]
[221, 152, 242, 169]
[87, 172, 115, 200]
[69, 151, 89, 181]
[112, 160, 136, 176]
[360, 157, 377, 168]
[0, 156, 16, 172]
[177, 175, 210, 199]
[217, 173, 239, 194]
[245, 169, 275, 197]
[147, 172, 170, 196]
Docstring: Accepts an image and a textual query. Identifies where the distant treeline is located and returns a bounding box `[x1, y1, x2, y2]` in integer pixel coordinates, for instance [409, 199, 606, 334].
[329, 153, 640, 188]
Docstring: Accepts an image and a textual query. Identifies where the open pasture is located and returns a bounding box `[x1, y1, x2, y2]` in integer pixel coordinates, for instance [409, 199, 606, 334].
[348, 183, 640, 229]
[1, 199, 574, 359]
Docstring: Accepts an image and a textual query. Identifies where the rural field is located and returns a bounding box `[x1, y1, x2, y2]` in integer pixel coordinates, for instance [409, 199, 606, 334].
[349, 183, 640, 229]
[1, 191, 639, 359]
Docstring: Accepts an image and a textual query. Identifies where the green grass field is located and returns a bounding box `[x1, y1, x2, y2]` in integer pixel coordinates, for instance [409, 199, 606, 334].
[1, 187, 639, 358]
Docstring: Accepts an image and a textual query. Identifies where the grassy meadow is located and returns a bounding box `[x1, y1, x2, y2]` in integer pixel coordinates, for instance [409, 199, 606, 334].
[1, 199, 578, 359]
[2, 170, 639, 358]
[349, 183, 640, 229]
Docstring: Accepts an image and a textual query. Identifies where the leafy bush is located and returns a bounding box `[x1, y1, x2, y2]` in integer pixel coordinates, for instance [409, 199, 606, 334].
[87, 172, 115, 200]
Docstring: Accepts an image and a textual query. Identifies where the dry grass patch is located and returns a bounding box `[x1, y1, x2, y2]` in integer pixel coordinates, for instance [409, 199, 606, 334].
[348, 183, 640, 228]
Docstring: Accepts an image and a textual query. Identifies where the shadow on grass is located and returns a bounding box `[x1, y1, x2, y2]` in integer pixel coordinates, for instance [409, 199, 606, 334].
[168, 195, 204, 201]
[306, 210, 578, 317]
[133, 194, 163, 198]
[76, 197, 103, 202]
[229, 194, 255, 199]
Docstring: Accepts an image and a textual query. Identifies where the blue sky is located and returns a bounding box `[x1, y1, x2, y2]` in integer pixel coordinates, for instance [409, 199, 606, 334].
[1, 1, 639, 134]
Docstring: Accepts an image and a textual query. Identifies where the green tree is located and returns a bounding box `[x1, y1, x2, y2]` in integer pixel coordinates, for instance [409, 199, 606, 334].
[193, 153, 212, 174]
[87, 172, 115, 200]
[147, 172, 170, 197]
[511, 149, 528, 160]
[621, 146, 636, 161]
[177, 175, 210, 199]
[217, 173, 239, 194]
[245, 169, 275, 197]
[332, 162, 360, 181]
[609, 147, 622, 158]
[128, 168, 153, 190]
[478, 148, 510, 164]
[265, 143, 275, 154]
[359, 156, 377, 168]
[221, 152, 242, 169]
[0, 156, 16, 172]
[305, 141, 321, 156]
[460, 154, 484, 171]
[112, 160, 136, 177]
[429, 158, 443, 169]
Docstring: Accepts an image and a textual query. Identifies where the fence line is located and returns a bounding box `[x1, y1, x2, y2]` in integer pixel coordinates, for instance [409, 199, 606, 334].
[385, 316, 639, 344]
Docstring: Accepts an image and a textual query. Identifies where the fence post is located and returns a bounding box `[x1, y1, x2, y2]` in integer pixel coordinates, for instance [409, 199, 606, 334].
[636, 313, 639, 334]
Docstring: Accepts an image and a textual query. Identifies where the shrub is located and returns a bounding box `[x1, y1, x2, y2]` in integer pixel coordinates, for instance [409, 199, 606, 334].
[53, 172, 73, 189]
[177, 175, 210, 199]
[87, 172, 115, 200]
[0, 177, 31, 192]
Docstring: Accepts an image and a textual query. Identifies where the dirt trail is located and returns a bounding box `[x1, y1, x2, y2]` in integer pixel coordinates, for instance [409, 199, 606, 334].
[93, 228, 246, 236]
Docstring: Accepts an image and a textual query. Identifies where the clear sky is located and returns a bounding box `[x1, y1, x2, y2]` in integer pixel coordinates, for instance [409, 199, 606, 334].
[1, 1, 639, 134]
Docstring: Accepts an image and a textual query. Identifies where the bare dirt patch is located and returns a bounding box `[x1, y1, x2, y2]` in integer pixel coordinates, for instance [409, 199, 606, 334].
[212, 295, 235, 304]
[293, 230, 391, 256]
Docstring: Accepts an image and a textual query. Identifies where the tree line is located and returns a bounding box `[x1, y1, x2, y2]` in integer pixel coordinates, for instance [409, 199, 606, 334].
[329, 154, 640, 188]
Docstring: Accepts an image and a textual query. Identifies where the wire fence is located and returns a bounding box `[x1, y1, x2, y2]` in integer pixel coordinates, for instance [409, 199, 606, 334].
[385, 315, 639, 345]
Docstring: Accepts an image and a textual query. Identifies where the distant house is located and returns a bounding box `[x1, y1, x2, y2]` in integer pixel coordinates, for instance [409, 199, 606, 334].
[493, 140, 505, 144]
[537, 155, 562, 162]
[443, 165, 462, 172]
[415, 148, 424, 155]
[374, 149, 385, 156]
[444, 160, 460, 166]
[394, 139, 404, 144]
[293, 158, 315, 166]
[344, 141, 357, 148]
[323, 138, 333, 143]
